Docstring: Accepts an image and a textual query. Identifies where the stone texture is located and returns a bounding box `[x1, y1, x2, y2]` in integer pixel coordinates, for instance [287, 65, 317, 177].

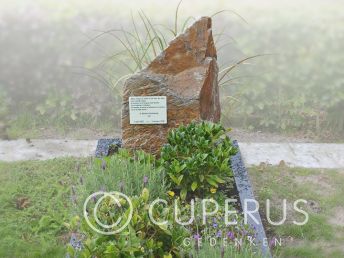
[121, 16, 220, 154]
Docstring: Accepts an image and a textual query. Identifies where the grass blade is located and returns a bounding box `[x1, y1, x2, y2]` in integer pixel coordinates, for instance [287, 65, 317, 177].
[218, 55, 267, 83]
[174, 0, 184, 35]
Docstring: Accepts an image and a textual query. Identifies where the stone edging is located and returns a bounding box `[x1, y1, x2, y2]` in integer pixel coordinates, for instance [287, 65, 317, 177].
[231, 140, 271, 257]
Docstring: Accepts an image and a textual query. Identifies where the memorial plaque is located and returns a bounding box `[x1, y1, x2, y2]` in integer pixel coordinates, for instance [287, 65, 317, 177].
[129, 96, 167, 124]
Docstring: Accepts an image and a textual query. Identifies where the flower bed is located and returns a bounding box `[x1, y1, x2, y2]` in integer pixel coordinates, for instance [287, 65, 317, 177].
[67, 122, 265, 257]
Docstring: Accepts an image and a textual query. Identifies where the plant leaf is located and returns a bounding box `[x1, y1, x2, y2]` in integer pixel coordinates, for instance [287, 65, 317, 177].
[191, 181, 198, 191]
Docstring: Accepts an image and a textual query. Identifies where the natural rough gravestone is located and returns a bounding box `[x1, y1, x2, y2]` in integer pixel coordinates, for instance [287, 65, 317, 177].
[121, 16, 220, 154]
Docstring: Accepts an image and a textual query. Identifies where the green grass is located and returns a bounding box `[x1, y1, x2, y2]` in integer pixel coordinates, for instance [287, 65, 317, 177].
[249, 166, 344, 258]
[0, 158, 90, 257]
[2, 157, 343, 257]
[0, 154, 260, 258]
[0, 154, 167, 257]
[75, 150, 168, 207]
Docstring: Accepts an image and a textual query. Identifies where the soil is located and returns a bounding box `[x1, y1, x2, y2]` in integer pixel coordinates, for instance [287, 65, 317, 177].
[293, 173, 335, 196]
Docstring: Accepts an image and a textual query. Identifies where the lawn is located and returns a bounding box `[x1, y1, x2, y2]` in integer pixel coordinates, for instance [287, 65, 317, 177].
[0, 157, 258, 257]
[0, 158, 91, 257]
[249, 166, 344, 258]
[1, 156, 343, 257]
[0, 156, 166, 257]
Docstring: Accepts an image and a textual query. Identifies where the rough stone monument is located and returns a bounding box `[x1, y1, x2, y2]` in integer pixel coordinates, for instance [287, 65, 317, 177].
[121, 16, 220, 154]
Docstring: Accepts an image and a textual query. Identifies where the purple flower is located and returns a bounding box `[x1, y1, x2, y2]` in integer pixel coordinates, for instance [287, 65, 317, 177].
[213, 223, 218, 228]
[193, 234, 201, 240]
[269, 237, 277, 248]
[216, 230, 222, 238]
[193, 234, 200, 252]
[227, 231, 235, 240]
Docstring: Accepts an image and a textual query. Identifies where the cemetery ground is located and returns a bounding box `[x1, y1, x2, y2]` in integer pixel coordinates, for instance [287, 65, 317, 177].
[0, 157, 343, 257]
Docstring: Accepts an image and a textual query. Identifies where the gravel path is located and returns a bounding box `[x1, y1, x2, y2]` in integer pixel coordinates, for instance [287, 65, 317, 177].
[0, 139, 343, 168]
[0, 139, 97, 162]
[239, 142, 344, 168]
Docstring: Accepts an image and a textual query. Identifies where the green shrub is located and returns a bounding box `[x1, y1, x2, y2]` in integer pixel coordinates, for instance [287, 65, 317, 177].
[68, 188, 189, 258]
[70, 188, 258, 258]
[160, 122, 237, 200]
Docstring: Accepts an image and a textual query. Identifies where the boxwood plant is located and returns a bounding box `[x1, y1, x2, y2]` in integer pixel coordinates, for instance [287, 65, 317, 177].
[160, 122, 237, 200]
